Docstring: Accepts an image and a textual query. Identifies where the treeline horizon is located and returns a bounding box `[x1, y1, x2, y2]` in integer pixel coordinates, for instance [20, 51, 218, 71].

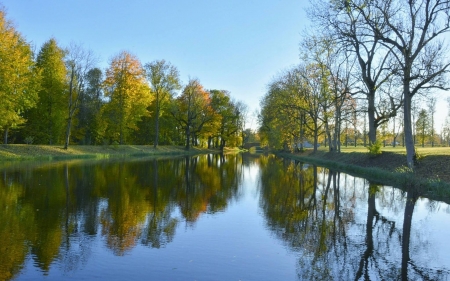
[0, 8, 252, 150]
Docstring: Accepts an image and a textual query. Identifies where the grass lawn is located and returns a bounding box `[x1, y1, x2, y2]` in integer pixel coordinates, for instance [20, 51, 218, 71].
[279, 145, 450, 201]
[0, 144, 217, 161]
[334, 144, 450, 153]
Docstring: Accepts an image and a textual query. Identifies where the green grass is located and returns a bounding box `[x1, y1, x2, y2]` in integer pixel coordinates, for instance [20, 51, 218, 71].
[335, 144, 450, 155]
[0, 144, 218, 163]
[278, 145, 450, 203]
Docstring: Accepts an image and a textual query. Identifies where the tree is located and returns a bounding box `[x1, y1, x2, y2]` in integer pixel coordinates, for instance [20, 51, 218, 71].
[76, 67, 104, 144]
[209, 90, 239, 150]
[427, 97, 437, 147]
[301, 35, 357, 152]
[416, 109, 430, 147]
[25, 38, 67, 144]
[63, 43, 96, 149]
[355, 0, 450, 168]
[171, 78, 213, 150]
[103, 51, 151, 144]
[144, 60, 181, 148]
[308, 0, 402, 146]
[0, 9, 40, 144]
[259, 70, 306, 150]
[234, 101, 248, 147]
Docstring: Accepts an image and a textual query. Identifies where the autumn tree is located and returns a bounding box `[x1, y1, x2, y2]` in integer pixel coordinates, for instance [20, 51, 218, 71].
[63, 43, 96, 149]
[209, 90, 239, 150]
[171, 78, 214, 150]
[0, 9, 40, 144]
[259, 74, 303, 150]
[103, 51, 151, 144]
[144, 60, 181, 148]
[25, 38, 67, 144]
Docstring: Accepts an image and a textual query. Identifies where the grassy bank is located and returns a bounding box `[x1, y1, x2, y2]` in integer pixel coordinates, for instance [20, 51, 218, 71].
[277, 146, 450, 201]
[0, 144, 217, 161]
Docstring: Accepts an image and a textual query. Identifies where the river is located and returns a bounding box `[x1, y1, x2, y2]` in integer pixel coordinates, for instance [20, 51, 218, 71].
[0, 153, 449, 280]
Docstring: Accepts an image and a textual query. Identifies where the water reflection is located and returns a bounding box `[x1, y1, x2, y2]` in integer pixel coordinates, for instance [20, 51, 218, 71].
[0, 154, 243, 280]
[0, 154, 449, 280]
[258, 155, 450, 280]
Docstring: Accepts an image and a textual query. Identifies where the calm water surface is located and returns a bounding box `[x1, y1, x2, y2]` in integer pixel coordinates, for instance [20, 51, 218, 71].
[0, 153, 449, 280]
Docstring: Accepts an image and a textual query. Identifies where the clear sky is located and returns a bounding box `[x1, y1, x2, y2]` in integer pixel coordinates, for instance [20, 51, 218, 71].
[2, 0, 449, 132]
[2, 0, 310, 129]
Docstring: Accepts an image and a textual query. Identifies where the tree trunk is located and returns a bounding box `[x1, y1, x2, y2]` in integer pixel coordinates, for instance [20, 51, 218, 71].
[325, 121, 333, 152]
[404, 93, 415, 169]
[299, 112, 305, 151]
[185, 125, 190, 150]
[207, 136, 212, 149]
[368, 93, 376, 144]
[3, 126, 9, 144]
[154, 105, 160, 148]
[64, 117, 72, 149]
[313, 121, 319, 153]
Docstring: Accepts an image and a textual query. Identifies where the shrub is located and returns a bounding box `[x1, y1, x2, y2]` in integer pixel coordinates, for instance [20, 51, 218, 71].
[367, 140, 382, 156]
[24, 136, 34, 145]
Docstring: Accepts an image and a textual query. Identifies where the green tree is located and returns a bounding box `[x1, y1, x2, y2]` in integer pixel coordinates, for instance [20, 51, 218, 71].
[25, 38, 67, 144]
[209, 90, 239, 150]
[416, 109, 430, 147]
[171, 78, 213, 150]
[103, 51, 151, 144]
[76, 67, 104, 144]
[144, 60, 181, 148]
[0, 9, 40, 144]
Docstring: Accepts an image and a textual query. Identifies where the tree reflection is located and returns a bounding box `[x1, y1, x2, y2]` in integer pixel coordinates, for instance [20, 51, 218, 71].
[0, 153, 247, 279]
[0, 154, 448, 280]
[0, 172, 33, 280]
[258, 155, 448, 280]
[174, 154, 242, 224]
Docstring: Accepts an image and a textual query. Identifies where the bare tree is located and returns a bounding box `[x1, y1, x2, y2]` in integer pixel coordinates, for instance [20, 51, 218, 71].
[355, 0, 450, 168]
[308, 0, 402, 146]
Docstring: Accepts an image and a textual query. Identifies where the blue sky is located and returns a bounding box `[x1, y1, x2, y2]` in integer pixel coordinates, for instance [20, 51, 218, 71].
[2, 0, 310, 129]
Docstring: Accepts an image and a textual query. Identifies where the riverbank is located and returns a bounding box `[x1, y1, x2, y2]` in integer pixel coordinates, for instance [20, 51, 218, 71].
[0, 144, 218, 161]
[277, 147, 450, 200]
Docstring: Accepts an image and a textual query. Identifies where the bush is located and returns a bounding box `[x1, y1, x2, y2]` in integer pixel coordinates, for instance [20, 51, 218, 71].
[24, 136, 34, 145]
[367, 140, 382, 156]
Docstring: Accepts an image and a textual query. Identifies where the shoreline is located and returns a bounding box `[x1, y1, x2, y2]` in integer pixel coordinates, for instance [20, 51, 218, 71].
[1, 144, 449, 202]
[0, 144, 219, 161]
[277, 149, 450, 203]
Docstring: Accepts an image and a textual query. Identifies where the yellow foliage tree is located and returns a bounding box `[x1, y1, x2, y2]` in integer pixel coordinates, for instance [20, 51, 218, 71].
[0, 9, 39, 144]
[103, 51, 152, 144]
